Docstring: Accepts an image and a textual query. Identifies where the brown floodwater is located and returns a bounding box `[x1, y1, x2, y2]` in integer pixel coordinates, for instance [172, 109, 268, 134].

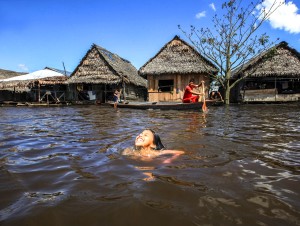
[0, 104, 299, 226]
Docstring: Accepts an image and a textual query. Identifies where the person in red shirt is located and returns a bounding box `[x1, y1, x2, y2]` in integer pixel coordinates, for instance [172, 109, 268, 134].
[182, 78, 204, 103]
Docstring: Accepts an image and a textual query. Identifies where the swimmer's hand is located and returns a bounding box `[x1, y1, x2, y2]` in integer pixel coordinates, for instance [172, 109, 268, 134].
[160, 150, 184, 164]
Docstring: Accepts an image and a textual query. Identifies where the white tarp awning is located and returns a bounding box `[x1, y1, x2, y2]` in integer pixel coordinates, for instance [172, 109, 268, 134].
[0, 69, 65, 82]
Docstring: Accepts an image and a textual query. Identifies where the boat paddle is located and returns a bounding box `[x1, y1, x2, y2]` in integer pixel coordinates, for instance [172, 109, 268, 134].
[202, 96, 208, 113]
[201, 81, 208, 113]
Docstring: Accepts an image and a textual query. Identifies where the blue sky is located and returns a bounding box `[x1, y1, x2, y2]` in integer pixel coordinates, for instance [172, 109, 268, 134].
[0, 0, 299, 73]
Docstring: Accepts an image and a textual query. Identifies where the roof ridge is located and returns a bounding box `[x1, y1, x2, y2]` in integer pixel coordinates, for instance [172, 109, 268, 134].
[138, 35, 218, 75]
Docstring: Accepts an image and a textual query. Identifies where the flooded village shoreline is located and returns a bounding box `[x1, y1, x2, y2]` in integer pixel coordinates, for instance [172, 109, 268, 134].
[1, 37, 300, 106]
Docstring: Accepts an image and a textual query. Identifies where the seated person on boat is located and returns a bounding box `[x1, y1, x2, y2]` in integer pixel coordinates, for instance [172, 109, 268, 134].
[209, 88, 223, 101]
[182, 78, 204, 103]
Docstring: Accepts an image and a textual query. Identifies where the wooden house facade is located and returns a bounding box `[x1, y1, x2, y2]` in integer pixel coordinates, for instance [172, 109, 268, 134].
[138, 36, 218, 102]
[232, 41, 300, 103]
[67, 44, 147, 103]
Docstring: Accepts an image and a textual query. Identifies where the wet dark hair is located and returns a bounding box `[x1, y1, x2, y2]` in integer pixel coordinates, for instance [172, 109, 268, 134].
[147, 129, 165, 150]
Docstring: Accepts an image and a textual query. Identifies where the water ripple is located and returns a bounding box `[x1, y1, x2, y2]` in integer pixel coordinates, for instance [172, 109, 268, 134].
[0, 105, 299, 226]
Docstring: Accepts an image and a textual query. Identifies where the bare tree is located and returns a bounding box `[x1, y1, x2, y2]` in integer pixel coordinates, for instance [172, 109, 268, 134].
[179, 0, 284, 104]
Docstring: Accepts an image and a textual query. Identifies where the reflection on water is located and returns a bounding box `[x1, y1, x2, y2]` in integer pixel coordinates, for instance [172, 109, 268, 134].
[0, 104, 299, 226]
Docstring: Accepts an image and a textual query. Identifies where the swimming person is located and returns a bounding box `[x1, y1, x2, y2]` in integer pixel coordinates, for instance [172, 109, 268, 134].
[122, 129, 184, 163]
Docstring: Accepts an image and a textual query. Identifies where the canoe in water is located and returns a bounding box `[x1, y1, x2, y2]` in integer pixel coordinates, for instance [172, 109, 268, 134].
[110, 100, 223, 110]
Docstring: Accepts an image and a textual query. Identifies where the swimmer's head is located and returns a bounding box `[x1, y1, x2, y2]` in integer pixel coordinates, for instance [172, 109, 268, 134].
[135, 129, 165, 151]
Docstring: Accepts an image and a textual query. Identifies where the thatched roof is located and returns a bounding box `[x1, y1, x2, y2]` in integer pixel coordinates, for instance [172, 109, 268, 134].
[0, 68, 68, 92]
[0, 68, 27, 80]
[68, 44, 147, 87]
[138, 35, 218, 77]
[232, 41, 300, 79]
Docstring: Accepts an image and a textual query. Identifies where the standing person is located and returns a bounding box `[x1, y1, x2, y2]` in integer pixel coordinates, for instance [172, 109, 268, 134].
[182, 78, 204, 103]
[113, 89, 120, 109]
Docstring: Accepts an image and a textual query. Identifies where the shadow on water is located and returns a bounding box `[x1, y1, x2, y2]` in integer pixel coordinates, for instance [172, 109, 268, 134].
[0, 104, 299, 226]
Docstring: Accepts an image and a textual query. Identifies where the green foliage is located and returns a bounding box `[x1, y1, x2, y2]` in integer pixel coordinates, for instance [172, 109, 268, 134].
[258, 34, 270, 45]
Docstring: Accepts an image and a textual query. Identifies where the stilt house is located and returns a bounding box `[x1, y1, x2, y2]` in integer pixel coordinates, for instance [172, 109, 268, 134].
[138, 35, 218, 102]
[232, 41, 300, 103]
[0, 68, 68, 103]
[68, 44, 147, 103]
[0, 68, 27, 102]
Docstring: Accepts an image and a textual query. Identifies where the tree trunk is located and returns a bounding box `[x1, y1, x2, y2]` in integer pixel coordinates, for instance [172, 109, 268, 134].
[225, 89, 231, 105]
[225, 80, 231, 105]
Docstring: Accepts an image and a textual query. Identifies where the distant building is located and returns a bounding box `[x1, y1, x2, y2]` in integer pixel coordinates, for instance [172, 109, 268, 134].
[0, 68, 27, 80]
[0, 67, 68, 103]
[232, 41, 300, 103]
[139, 35, 218, 102]
[68, 44, 147, 103]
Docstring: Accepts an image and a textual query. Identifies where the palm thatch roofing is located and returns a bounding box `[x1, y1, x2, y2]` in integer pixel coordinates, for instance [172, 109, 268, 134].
[232, 41, 300, 79]
[0, 68, 27, 80]
[68, 44, 147, 87]
[138, 35, 218, 77]
[0, 68, 68, 92]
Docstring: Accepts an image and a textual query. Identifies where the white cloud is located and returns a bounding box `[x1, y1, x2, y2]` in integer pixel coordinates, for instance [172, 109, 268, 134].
[260, 0, 300, 34]
[18, 64, 29, 72]
[196, 11, 206, 19]
[209, 3, 216, 11]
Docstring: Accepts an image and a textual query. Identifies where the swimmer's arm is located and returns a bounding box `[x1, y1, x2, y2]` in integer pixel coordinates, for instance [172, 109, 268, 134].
[161, 150, 184, 155]
[159, 150, 184, 164]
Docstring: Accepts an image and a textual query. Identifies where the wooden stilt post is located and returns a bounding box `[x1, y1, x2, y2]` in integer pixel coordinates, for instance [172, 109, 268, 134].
[275, 77, 277, 102]
[38, 83, 41, 103]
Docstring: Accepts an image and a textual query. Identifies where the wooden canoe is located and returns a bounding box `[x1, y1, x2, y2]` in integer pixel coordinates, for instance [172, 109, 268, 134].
[110, 100, 223, 110]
